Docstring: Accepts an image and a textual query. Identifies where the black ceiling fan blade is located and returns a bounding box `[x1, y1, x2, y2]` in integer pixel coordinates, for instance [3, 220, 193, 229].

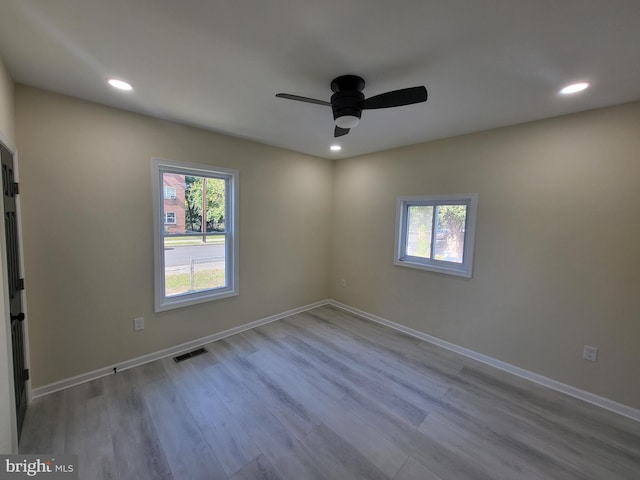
[275, 93, 331, 106]
[362, 86, 427, 109]
[334, 126, 350, 137]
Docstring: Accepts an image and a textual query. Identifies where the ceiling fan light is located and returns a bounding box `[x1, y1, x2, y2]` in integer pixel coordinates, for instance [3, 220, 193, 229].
[335, 115, 360, 129]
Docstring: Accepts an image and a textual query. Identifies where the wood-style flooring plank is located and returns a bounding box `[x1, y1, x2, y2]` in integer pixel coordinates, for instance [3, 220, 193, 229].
[19, 390, 66, 454]
[418, 411, 564, 480]
[280, 332, 428, 426]
[283, 314, 450, 406]
[210, 338, 318, 440]
[393, 457, 443, 480]
[246, 347, 409, 478]
[299, 423, 389, 480]
[161, 358, 261, 477]
[315, 307, 466, 381]
[241, 326, 349, 402]
[64, 381, 119, 480]
[441, 383, 640, 479]
[202, 361, 328, 480]
[337, 391, 495, 480]
[101, 373, 173, 480]
[458, 365, 640, 457]
[298, 311, 452, 394]
[318, 306, 466, 375]
[230, 455, 283, 480]
[142, 377, 227, 479]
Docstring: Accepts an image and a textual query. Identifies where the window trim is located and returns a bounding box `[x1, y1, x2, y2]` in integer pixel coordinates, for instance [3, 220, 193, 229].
[151, 158, 239, 312]
[394, 193, 478, 278]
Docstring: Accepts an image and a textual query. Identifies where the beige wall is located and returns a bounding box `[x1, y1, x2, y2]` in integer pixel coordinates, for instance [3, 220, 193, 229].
[0, 55, 17, 452]
[331, 102, 640, 408]
[15, 86, 333, 388]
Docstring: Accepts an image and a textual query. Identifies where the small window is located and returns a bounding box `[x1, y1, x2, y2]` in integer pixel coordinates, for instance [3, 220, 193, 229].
[152, 158, 239, 312]
[164, 212, 176, 224]
[164, 186, 177, 199]
[394, 194, 477, 278]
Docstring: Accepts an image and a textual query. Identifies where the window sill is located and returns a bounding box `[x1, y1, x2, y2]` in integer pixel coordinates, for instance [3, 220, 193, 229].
[155, 288, 238, 312]
[394, 257, 472, 278]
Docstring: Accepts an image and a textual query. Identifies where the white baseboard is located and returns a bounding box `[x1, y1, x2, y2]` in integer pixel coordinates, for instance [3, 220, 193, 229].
[328, 300, 640, 423]
[31, 299, 330, 399]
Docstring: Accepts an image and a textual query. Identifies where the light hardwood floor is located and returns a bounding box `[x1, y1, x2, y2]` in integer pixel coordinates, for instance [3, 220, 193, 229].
[20, 306, 640, 479]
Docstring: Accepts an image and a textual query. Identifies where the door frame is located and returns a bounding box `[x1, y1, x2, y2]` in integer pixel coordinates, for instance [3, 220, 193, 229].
[0, 130, 30, 452]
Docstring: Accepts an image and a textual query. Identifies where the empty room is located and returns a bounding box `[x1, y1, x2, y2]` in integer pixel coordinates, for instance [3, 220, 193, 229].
[1, 1, 639, 479]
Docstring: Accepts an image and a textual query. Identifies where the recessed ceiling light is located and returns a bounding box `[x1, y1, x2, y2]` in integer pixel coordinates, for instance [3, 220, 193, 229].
[330, 145, 342, 152]
[108, 78, 133, 91]
[559, 82, 589, 95]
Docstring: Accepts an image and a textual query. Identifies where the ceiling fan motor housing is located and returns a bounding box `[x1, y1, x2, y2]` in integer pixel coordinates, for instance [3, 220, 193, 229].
[330, 75, 366, 125]
[331, 90, 364, 124]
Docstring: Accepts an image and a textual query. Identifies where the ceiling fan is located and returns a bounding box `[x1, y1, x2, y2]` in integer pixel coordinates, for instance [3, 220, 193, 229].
[276, 75, 428, 137]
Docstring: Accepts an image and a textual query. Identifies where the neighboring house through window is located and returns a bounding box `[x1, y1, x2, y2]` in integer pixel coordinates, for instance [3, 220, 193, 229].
[162, 173, 186, 234]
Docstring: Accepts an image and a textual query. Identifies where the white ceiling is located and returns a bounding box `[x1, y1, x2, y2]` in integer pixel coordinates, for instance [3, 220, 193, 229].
[1, 0, 639, 159]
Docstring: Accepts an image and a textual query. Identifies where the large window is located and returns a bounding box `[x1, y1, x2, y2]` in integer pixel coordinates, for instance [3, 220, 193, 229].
[152, 158, 238, 311]
[394, 194, 477, 277]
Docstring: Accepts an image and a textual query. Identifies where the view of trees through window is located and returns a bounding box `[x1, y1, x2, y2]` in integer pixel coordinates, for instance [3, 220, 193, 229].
[184, 176, 226, 233]
[406, 204, 467, 263]
[162, 172, 227, 297]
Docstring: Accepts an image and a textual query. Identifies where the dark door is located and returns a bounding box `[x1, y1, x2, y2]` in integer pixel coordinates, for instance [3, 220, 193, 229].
[1, 141, 26, 436]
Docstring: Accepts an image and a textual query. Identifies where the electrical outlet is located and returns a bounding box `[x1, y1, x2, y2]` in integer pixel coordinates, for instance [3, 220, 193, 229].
[134, 317, 144, 331]
[583, 345, 598, 362]
[339, 278, 346, 288]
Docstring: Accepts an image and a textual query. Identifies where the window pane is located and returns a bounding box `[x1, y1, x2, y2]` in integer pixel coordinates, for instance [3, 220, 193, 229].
[162, 173, 186, 234]
[180, 175, 226, 234]
[164, 236, 227, 297]
[205, 178, 226, 232]
[162, 173, 227, 235]
[433, 205, 467, 263]
[161, 171, 228, 297]
[406, 206, 433, 258]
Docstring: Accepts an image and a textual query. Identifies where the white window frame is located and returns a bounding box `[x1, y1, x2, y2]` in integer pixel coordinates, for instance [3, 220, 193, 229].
[164, 186, 177, 199]
[394, 193, 478, 278]
[164, 212, 176, 224]
[152, 158, 239, 312]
